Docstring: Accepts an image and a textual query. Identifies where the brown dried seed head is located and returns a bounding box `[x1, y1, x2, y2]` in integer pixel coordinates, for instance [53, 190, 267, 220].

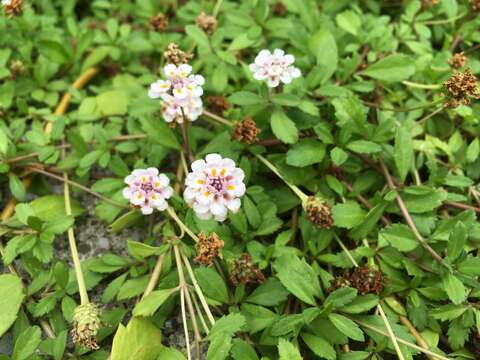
[272, 2, 287, 16]
[163, 43, 193, 65]
[443, 68, 480, 108]
[349, 266, 385, 295]
[3, 0, 23, 16]
[71, 303, 101, 350]
[196, 12, 216, 35]
[421, 0, 439, 6]
[232, 117, 261, 144]
[328, 275, 352, 293]
[207, 95, 231, 114]
[194, 232, 224, 266]
[448, 52, 467, 70]
[470, 0, 480, 12]
[150, 12, 169, 32]
[229, 253, 266, 286]
[305, 196, 334, 229]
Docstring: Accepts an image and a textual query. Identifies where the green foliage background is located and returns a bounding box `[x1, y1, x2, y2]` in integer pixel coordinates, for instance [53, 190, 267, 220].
[0, 0, 480, 359]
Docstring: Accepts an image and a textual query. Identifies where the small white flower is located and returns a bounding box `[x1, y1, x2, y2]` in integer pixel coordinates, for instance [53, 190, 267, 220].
[249, 48, 301, 88]
[2, 0, 12, 6]
[148, 63, 204, 124]
[184, 154, 246, 222]
[123, 168, 173, 215]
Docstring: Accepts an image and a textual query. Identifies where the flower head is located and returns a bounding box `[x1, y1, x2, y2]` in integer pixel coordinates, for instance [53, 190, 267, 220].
[71, 303, 101, 350]
[448, 52, 467, 70]
[148, 63, 204, 124]
[2, 0, 22, 16]
[195, 232, 224, 266]
[443, 68, 479, 108]
[229, 253, 266, 286]
[232, 117, 261, 144]
[163, 43, 192, 65]
[123, 168, 173, 215]
[150, 12, 168, 32]
[249, 48, 301, 88]
[196, 12, 216, 35]
[305, 196, 334, 229]
[184, 154, 245, 221]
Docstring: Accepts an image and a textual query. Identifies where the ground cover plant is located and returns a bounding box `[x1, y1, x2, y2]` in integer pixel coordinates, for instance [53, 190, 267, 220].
[1, 0, 480, 359]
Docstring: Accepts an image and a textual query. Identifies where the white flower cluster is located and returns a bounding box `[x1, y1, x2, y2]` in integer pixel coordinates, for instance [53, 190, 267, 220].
[249, 49, 301, 88]
[2, 0, 12, 5]
[123, 155, 246, 222]
[148, 64, 204, 124]
[184, 154, 246, 222]
[123, 168, 173, 215]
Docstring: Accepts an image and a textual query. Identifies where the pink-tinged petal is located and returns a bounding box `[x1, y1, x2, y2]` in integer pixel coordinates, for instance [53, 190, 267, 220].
[267, 77, 280, 88]
[131, 191, 146, 206]
[227, 198, 241, 213]
[222, 158, 236, 169]
[253, 70, 268, 80]
[284, 54, 295, 65]
[148, 89, 162, 99]
[273, 48, 285, 57]
[280, 72, 292, 84]
[210, 201, 227, 218]
[249, 63, 259, 72]
[141, 205, 154, 215]
[183, 188, 196, 203]
[158, 174, 170, 187]
[146, 167, 159, 176]
[122, 187, 131, 199]
[196, 210, 212, 220]
[124, 174, 136, 184]
[164, 64, 178, 78]
[289, 67, 301, 78]
[214, 213, 227, 222]
[178, 64, 192, 77]
[163, 186, 174, 199]
[191, 159, 206, 172]
[233, 183, 246, 197]
[154, 200, 168, 211]
[205, 153, 222, 164]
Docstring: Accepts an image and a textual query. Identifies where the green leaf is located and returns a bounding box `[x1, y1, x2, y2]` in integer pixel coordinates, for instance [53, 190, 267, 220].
[325, 288, 358, 308]
[301, 333, 336, 360]
[401, 186, 447, 213]
[379, 224, 418, 252]
[141, 117, 181, 150]
[347, 140, 382, 154]
[271, 109, 298, 144]
[278, 338, 302, 360]
[111, 317, 163, 360]
[231, 339, 259, 360]
[185, 25, 210, 49]
[0, 274, 25, 337]
[9, 174, 25, 201]
[0, 81, 14, 109]
[30, 195, 84, 221]
[228, 91, 265, 106]
[274, 255, 321, 305]
[394, 125, 414, 182]
[336, 10, 361, 36]
[12, 326, 42, 360]
[194, 267, 229, 304]
[206, 334, 232, 360]
[97, 90, 129, 116]
[332, 202, 366, 229]
[209, 313, 246, 339]
[127, 240, 160, 260]
[132, 288, 178, 317]
[0, 127, 9, 154]
[309, 28, 337, 83]
[442, 273, 466, 305]
[246, 278, 289, 306]
[157, 347, 186, 360]
[328, 313, 364, 341]
[466, 138, 479, 163]
[37, 41, 70, 64]
[82, 46, 110, 71]
[361, 54, 415, 82]
[447, 222, 467, 262]
[286, 139, 326, 167]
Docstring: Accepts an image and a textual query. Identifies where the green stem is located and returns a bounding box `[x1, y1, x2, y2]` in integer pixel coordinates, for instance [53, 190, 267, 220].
[255, 154, 308, 204]
[401, 81, 442, 90]
[166, 207, 199, 243]
[419, 12, 467, 25]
